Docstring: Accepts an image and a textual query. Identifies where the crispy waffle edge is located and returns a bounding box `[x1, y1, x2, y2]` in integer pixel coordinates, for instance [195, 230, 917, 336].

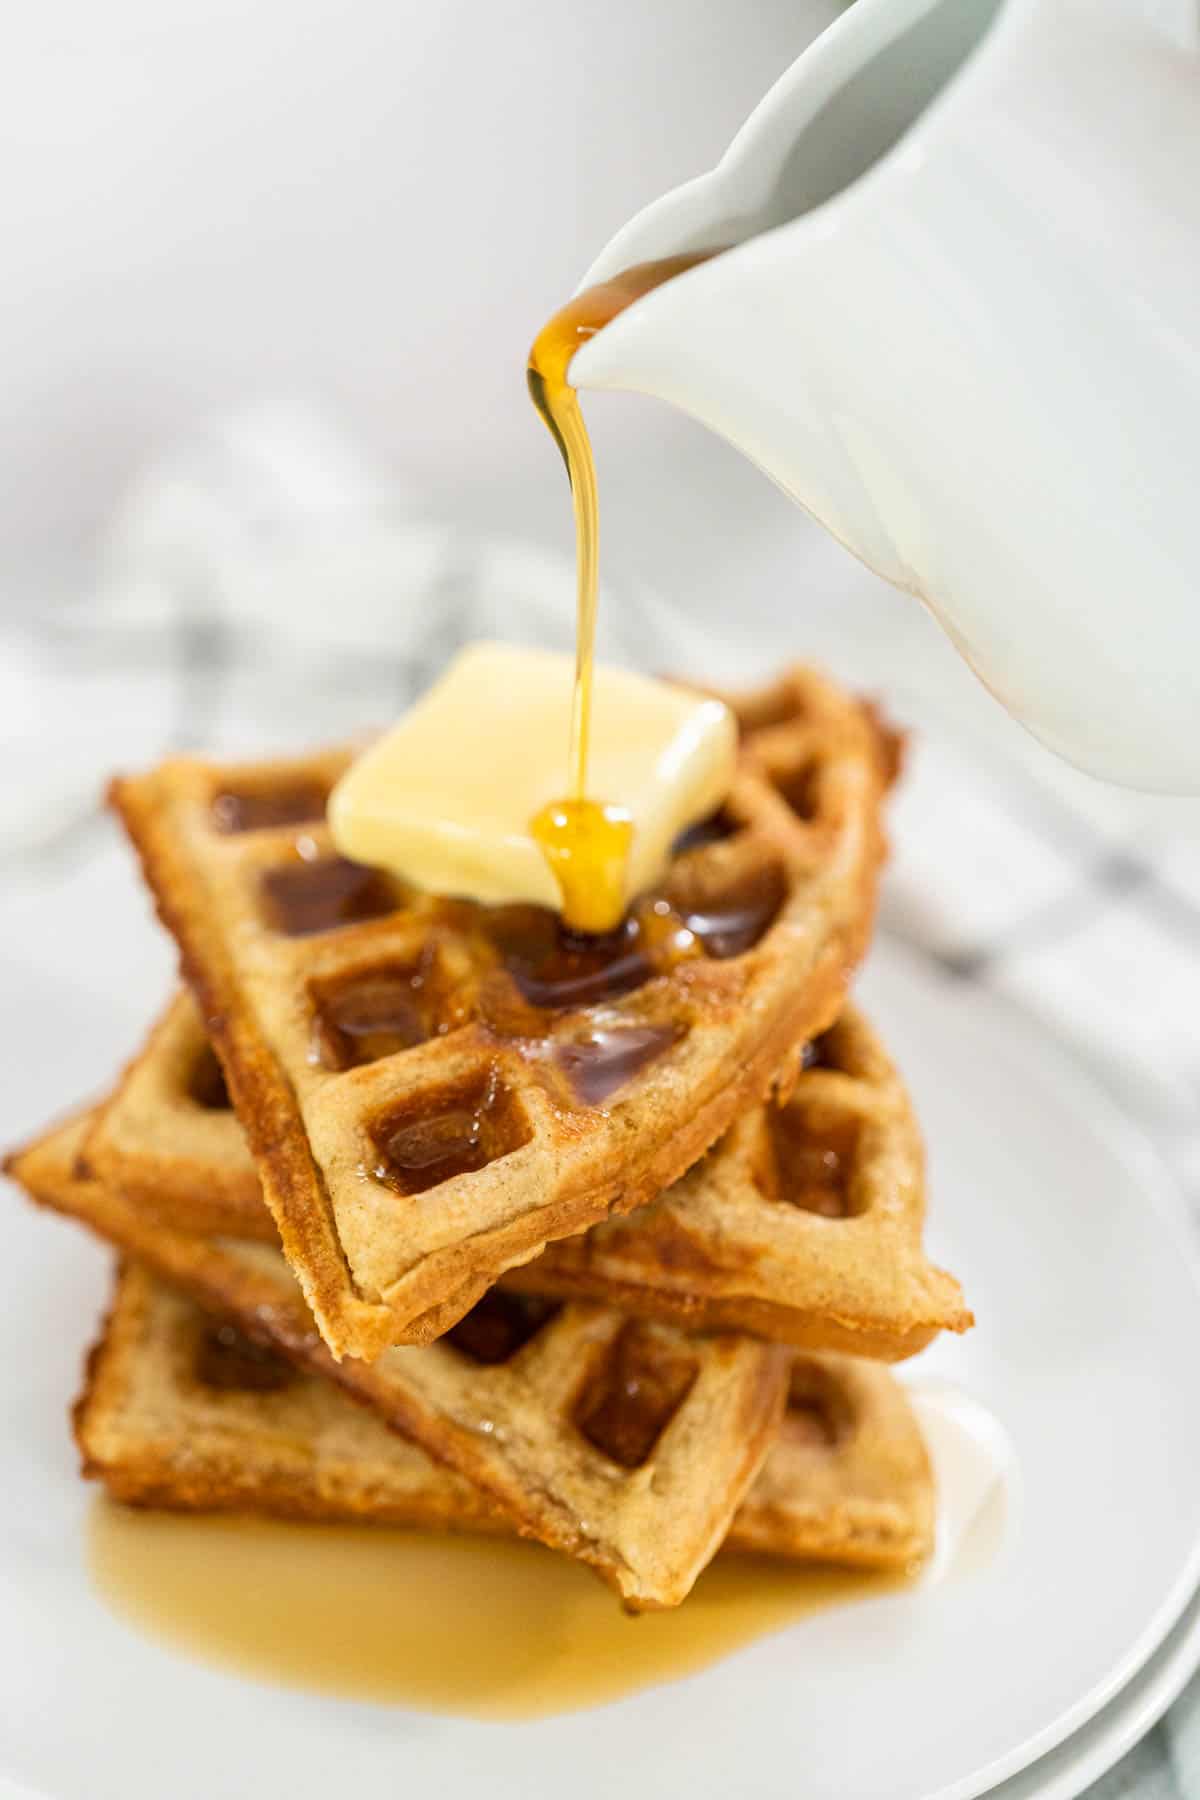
[76, 1263, 934, 1572]
[104, 668, 898, 1359]
[6, 1120, 792, 1610]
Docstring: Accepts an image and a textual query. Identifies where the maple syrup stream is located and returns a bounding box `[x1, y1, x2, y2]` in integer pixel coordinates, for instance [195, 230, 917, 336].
[527, 251, 717, 933]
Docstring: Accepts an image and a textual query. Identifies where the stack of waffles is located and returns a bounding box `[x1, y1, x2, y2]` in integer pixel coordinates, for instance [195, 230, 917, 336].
[6, 663, 972, 1610]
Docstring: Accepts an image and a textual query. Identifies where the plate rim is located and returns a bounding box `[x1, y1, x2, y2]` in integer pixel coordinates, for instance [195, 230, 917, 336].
[991, 1561, 1200, 1800]
[866, 946, 1200, 1800]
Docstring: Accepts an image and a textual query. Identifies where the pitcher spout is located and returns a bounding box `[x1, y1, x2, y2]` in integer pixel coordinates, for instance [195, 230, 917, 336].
[568, 0, 1015, 597]
[568, 241, 923, 600]
[567, 0, 1200, 789]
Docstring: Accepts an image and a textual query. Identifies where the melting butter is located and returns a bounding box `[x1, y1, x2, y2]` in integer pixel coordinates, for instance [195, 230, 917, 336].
[329, 643, 736, 916]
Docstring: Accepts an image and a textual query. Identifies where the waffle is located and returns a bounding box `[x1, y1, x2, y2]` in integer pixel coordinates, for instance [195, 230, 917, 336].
[507, 1004, 971, 1358]
[8, 1119, 788, 1609]
[86, 992, 969, 1360]
[78, 1261, 500, 1533]
[78, 1262, 934, 1570]
[86, 998, 271, 1242]
[109, 665, 897, 1359]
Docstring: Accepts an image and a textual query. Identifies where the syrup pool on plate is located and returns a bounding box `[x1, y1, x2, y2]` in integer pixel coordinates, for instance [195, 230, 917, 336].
[87, 1507, 909, 1719]
[87, 1385, 1014, 1719]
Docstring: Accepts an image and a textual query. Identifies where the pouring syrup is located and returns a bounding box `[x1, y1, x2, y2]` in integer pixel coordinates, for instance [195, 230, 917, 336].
[527, 252, 718, 932]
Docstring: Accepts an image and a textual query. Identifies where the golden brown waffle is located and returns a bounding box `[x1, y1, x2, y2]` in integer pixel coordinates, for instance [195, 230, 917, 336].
[733, 1353, 933, 1567]
[9, 1119, 788, 1609]
[87, 992, 969, 1360]
[78, 1261, 501, 1531]
[507, 1004, 971, 1359]
[87, 998, 271, 1242]
[109, 665, 897, 1359]
[78, 1262, 934, 1571]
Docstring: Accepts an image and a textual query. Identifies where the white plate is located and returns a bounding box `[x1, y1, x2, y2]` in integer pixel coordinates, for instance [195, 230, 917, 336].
[993, 1567, 1200, 1800]
[3, 936, 1200, 1800]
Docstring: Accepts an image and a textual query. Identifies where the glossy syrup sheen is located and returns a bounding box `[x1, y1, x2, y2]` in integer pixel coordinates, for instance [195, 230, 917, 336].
[555, 1023, 685, 1105]
[527, 252, 718, 932]
[88, 1501, 906, 1719]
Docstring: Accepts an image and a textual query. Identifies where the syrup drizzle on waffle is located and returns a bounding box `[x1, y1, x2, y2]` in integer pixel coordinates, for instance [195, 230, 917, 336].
[107, 665, 903, 1359]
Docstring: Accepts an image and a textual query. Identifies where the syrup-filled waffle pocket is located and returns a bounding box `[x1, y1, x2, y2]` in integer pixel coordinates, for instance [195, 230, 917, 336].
[77, 1264, 933, 1573]
[106, 666, 898, 1361]
[10, 1120, 788, 1610]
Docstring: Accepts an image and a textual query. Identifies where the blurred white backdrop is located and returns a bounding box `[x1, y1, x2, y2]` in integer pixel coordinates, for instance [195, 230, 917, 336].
[1, 0, 844, 579]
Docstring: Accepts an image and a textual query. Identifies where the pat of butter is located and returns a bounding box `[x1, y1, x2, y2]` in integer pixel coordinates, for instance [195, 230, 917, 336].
[328, 642, 737, 913]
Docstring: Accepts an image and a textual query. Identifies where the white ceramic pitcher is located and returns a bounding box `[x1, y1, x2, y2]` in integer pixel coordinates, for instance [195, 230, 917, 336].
[570, 0, 1200, 791]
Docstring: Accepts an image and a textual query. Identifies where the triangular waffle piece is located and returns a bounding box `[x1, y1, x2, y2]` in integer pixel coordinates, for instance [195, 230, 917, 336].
[7, 1120, 787, 1609]
[87, 992, 969, 1360]
[734, 1353, 933, 1566]
[506, 1004, 970, 1359]
[78, 1262, 934, 1571]
[108, 665, 897, 1358]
